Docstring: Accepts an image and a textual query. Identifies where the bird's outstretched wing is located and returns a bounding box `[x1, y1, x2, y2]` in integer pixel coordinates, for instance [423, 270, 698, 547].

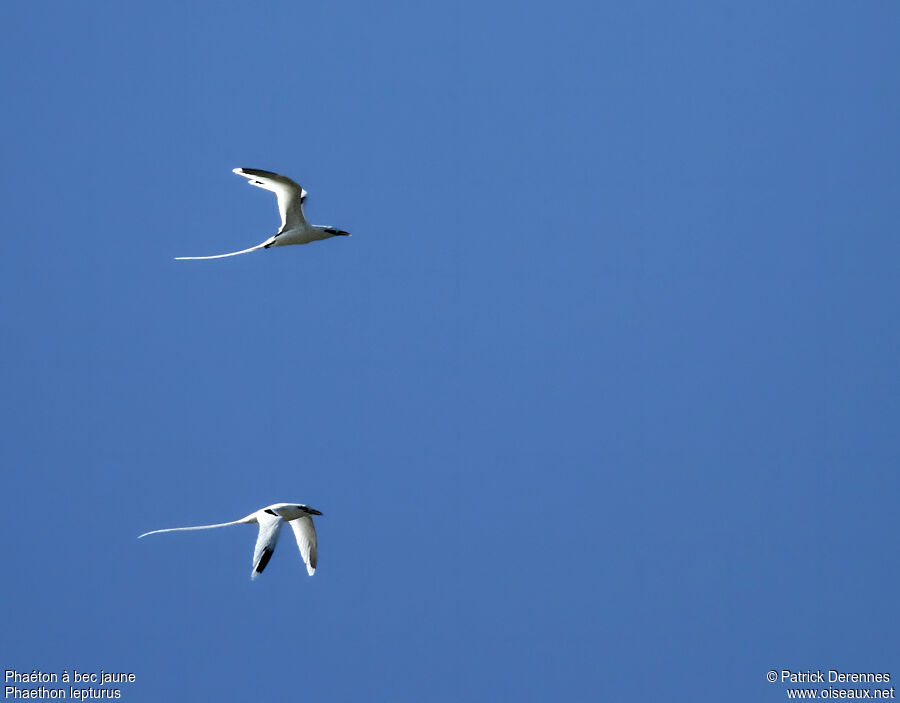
[289, 515, 318, 576]
[251, 510, 284, 579]
[233, 168, 308, 233]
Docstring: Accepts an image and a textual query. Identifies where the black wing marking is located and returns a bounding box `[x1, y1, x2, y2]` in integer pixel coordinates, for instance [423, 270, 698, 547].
[254, 548, 274, 575]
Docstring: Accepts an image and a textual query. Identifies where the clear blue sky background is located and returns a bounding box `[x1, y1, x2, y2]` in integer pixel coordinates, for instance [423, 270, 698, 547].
[1, 2, 898, 701]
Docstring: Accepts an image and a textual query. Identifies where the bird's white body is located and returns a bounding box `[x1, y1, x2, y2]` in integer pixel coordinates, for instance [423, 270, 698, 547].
[139, 502, 322, 578]
[175, 168, 350, 260]
[267, 223, 334, 247]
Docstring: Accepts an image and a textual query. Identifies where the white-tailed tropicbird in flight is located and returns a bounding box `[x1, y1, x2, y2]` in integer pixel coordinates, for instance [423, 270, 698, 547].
[175, 168, 351, 259]
[139, 503, 322, 578]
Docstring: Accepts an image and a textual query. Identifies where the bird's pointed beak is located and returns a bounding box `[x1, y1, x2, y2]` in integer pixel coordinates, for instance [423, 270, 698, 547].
[308, 508, 323, 516]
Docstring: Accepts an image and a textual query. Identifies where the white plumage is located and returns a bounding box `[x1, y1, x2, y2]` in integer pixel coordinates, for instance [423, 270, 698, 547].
[175, 168, 350, 260]
[139, 502, 322, 578]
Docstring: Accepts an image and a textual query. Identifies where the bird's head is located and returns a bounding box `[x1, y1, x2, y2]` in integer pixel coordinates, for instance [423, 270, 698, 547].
[322, 227, 351, 238]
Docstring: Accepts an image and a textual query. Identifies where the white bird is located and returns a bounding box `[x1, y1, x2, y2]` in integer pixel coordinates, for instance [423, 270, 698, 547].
[139, 503, 322, 578]
[175, 168, 351, 260]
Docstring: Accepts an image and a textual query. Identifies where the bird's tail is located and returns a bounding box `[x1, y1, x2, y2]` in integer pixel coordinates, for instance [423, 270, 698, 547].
[174, 238, 275, 260]
[139, 516, 254, 538]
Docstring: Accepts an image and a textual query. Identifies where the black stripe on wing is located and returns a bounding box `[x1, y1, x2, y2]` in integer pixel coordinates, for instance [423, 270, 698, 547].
[238, 168, 282, 179]
[254, 547, 275, 575]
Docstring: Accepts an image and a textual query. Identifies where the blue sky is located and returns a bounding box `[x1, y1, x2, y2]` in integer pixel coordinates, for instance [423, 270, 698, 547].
[1, 2, 898, 701]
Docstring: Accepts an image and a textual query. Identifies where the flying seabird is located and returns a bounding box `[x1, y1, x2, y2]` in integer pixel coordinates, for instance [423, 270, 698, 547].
[175, 168, 351, 259]
[139, 502, 323, 578]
